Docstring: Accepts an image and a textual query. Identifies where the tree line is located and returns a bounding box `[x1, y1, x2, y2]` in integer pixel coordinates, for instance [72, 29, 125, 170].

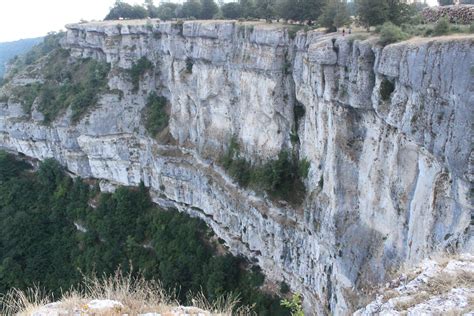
[104, 0, 429, 30]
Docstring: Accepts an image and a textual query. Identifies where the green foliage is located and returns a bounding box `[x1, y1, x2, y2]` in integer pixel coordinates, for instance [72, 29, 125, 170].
[181, 0, 202, 19]
[380, 77, 395, 101]
[318, 0, 350, 32]
[105, 0, 148, 20]
[144, 92, 169, 137]
[222, 3, 243, 19]
[0, 151, 30, 182]
[470, 23, 474, 34]
[221, 138, 308, 204]
[157, 3, 180, 20]
[357, 0, 389, 28]
[129, 57, 154, 92]
[433, 17, 450, 36]
[0, 152, 289, 315]
[10, 83, 42, 113]
[200, 0, 219, 19]
[8, 49, 110, 123]
[281, 293, 304, 316]
[357, 0, 418, 28]
[298, 159, 310, 179]
[277, 0, 325, 22]
[255, 0, 276, 20]
[387, 0, 418, 26]
[378, 22, 409, 46]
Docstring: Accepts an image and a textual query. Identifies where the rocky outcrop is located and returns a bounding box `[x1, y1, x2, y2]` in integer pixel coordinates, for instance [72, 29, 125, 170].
[355, 253, 474, 315]
[0, 20, 472, 315]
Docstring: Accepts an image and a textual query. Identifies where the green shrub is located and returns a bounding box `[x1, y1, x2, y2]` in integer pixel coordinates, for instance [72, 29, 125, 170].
[470, 23, 474, 34]
[281, 293, 304, 316]
[378, 22, 409, 45]
[129, 56, 154, 92]
[8, 50, 110, 123]
[221, 139, 309, 205]
[10, 83, 42, 113]
[433, 17, 450, 36]
[143, 92, 169, 137]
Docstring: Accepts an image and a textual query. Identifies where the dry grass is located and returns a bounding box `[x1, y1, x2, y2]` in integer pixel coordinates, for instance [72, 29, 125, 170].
[1, 268, 253, 315]
[0, 286, 51, 316]
[190, 291, 255, 316]
[391, 260, 474, 312]
[79, 269, 176, 314]
[393, 291, 430, 311]
[426, 270, 474, 296]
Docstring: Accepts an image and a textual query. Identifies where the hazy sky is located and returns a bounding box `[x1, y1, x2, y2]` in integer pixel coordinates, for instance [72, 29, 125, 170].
[0, 0, 437, 43]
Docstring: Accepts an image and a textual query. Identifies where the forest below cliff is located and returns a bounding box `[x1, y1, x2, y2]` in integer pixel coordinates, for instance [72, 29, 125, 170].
[0, 151, 289, 315]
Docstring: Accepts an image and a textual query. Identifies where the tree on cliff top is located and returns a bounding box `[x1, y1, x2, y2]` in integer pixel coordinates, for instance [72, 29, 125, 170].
[200, 0, 219, 19]
[179, 0, 200, 19]
[276, 0, 325, 22]
[319, 0, 350, 32]
[105, 0, 148, 20]
[221, 2, 243, 19]
[356, 0, 389, 28]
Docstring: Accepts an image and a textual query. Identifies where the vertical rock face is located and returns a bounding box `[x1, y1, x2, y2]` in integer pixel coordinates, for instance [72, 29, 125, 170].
[0, 20, 472, 314]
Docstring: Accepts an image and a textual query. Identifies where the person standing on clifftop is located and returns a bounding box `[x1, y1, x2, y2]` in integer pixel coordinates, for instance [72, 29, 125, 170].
[342, 28, 346, 36]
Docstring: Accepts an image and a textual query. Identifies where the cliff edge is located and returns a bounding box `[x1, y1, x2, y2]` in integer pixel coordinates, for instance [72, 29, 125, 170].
[0, 19, 472, 314]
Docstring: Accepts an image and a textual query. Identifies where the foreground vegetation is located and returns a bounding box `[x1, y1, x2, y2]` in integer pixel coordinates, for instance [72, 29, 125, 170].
[0, 152, 289, 315]
[1, 270, 253, 315]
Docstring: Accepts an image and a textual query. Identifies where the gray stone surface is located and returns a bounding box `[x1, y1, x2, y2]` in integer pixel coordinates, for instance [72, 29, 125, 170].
[0, 20, 472, 315]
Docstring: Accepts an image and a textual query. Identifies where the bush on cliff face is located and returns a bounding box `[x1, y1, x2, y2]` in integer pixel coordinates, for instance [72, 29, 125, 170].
[129, 56, 154, 93]
[221, 138, 309, 205]
[0, 152, 289, 315]
[143, 92, 169, 137]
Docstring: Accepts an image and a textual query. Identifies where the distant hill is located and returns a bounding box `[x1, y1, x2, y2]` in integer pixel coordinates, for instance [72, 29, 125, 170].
[0, 37, 43, 79]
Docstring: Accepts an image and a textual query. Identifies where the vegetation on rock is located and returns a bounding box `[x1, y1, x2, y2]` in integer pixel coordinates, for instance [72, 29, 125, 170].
[2, 32, 63, 85]
[143, 92, 169, 137]
[6, 42, 110, 123]
[221, 138, 309, 205]
[129, 56, 154, 93]
[377, 22, 409, 46]
[0, 152, 289, 315]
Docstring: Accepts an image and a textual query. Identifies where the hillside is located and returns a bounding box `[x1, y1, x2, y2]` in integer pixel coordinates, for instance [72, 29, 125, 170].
[0, 37, 43, 79]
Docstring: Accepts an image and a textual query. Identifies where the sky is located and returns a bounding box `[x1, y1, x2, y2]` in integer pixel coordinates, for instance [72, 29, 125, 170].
[0, 0, 438, 43]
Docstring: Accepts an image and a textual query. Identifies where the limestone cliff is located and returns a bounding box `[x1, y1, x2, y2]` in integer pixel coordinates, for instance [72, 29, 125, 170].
[0, 20, 472, 315]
